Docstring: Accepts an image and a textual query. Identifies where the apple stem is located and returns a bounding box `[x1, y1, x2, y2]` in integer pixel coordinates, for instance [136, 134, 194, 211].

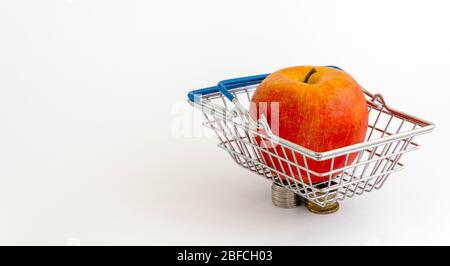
[304, 67, 317, 83]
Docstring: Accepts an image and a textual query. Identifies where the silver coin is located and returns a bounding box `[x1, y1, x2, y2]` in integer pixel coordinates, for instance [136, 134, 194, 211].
[271, 183, 300, 208]
[272, 196, 298, 201]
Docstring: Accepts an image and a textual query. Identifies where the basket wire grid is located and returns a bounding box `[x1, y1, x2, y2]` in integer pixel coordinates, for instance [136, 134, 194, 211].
[189, 75, 434, 207]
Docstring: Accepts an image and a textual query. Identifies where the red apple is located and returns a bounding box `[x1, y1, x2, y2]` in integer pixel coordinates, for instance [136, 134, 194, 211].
[249, 66, 368, 184]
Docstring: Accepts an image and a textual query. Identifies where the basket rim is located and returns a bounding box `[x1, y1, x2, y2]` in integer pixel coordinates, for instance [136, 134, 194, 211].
[188, 83, 435, 161]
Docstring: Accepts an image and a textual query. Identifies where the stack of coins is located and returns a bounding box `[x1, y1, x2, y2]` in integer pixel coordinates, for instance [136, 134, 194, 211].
[304, 191, 340, 214]
[271, 183, 300, 208]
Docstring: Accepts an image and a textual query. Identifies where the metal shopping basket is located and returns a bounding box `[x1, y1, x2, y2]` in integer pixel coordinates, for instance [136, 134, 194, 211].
[187, 67, 434, 214]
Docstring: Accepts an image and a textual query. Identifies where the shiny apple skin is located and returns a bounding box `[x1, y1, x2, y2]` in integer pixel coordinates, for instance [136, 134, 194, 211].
[250, 66, 368, 184]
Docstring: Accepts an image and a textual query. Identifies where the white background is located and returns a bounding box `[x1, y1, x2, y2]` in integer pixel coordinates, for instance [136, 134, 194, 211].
[0, 0, 448, 245]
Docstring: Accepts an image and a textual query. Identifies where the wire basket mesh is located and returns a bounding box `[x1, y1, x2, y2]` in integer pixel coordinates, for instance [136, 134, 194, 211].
[189, 77, 434, 207]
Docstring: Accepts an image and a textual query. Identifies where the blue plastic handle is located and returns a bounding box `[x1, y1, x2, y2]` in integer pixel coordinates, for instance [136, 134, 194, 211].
[187, 85, 221, 102]
[326, 65, 343, 70]
[187, 66, 344, 102]
[217, 74, 269, 102]
[187, 74, 269, 102]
